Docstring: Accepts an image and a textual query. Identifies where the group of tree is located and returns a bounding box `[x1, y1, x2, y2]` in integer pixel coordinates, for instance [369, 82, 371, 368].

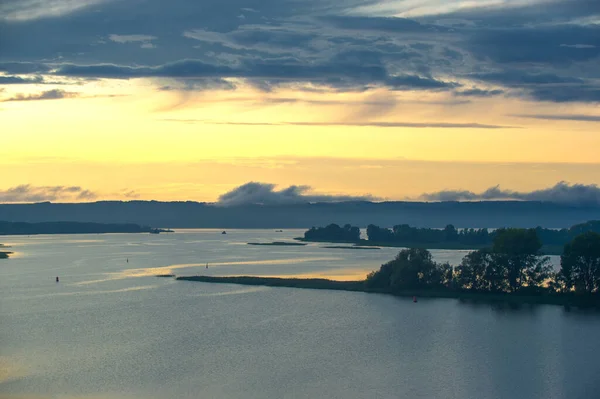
[304, 220, 600, 250]
[303, 224, 361, 242]
[367, 221, 600, 248]
[366, 228, 600, 297]
[366, 224, 491, 246]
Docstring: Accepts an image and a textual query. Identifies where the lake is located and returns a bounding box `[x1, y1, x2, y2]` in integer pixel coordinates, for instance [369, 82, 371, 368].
[1, 230, 598, 399]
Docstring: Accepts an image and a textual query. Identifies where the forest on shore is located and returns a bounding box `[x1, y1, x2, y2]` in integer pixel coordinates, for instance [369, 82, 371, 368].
[179, 228, 600, 308]
[301, 220, 600, 254]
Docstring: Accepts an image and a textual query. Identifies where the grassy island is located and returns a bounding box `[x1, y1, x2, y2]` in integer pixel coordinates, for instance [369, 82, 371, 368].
[178, 229, 600, 309]
[247, 242, 307, 246]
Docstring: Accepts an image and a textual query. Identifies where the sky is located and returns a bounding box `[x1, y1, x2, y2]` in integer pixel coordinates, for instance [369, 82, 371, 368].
[1, 0, 600, 204]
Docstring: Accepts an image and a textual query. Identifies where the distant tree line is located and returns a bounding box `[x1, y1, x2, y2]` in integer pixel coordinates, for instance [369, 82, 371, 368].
[367, 224, 491, 245]
[304, 224, 361, 242]
[303, 220, 600, 251]
[0, 221, 153, 235]
[366, 229, 600, 298]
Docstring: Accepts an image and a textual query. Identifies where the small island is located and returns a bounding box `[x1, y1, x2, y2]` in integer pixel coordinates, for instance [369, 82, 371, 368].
[0, 243, 12, 259]
[247, 242, 307, 246]
[178, 229, 600, 309]
[150, 228, 174, 234]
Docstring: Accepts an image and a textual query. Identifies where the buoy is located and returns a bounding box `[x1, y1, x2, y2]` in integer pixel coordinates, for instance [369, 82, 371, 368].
[56, 276, 59, 283]
[413, 296, 417, 303]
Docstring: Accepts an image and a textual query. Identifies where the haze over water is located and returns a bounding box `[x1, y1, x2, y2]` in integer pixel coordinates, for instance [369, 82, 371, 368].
[1, 230, 598, 399]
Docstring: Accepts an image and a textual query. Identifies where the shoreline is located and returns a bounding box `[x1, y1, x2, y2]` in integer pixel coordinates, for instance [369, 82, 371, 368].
[296, 238, 564, 255]
[174, 275, 600, 309]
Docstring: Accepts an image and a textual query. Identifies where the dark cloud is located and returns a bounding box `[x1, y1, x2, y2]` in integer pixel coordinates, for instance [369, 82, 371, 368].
[1, 0, 599, 102]
[528, 86, 600, 103]
[421, 182, 600, 207]
[454, 88, 504, 97]
[386, 75, 459, 90]
[511, 114, 600, 122]
[0, 75, 43, 84]
[471, 71, 584, 86]
[466, 25, 600, 64]
[0, 185, 97, 203]
[1, 89, 78, 102]
[322, 16, 443, 33]
[163, 119, 513, 129]
[217, 182, 377, 206]
[0, 62, 52, 74]
[50, 58, 462, 93]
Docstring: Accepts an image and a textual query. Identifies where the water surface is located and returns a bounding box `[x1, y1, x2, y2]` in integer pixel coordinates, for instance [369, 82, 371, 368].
[1, 230, 597, 399]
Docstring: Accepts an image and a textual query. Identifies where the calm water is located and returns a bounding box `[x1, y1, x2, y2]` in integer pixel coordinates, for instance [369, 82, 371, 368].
[1, 230, 598, 399]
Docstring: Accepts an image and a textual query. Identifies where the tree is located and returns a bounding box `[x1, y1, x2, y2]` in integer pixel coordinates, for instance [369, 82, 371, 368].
[492, 228, 551, 292]
[444, 224, 459, 242]
[366, 248, 449, 291]
[559, 232, 600, 294]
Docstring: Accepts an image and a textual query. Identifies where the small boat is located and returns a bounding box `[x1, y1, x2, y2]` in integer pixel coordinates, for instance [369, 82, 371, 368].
[221, 231, 227, 235]
[150, 229, 161, 234]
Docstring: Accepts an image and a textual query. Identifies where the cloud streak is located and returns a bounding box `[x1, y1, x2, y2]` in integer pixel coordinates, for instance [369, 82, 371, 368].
[0, 185, 97, 203]
[421, 182, 600, 207]
[162, 119, 513, 129]
[1, 89, 79, 102]
[511, 114, 600, 122]
[217, 182, 376, 206]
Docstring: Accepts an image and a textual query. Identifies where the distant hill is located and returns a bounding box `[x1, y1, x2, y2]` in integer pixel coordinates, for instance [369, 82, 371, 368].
[0, 200, 598, 228]
[0, 221, 152, 235]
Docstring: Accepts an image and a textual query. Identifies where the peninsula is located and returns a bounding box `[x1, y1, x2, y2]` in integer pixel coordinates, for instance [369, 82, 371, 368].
[177, 229, 600, 309]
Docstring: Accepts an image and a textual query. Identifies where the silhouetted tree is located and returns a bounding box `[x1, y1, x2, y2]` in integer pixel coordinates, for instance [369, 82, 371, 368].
[559, 232, 600, 294]
[444, 224, 459, 241]
[304, 223, 360, 242]
[366, 248, 449, 291]
[492, 228, 552, 292]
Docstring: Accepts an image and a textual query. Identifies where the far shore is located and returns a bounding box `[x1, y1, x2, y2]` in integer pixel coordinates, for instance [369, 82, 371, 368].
[247, 242, 307, 246]
[174, 275, 600, 309]
[296, 238, 563, 255]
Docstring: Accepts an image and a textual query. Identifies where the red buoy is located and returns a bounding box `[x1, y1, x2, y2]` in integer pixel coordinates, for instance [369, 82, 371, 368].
[413, 296, 417, 303]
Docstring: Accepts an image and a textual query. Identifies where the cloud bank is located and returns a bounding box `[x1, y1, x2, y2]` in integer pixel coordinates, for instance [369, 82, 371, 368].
[1, 89, 78, 102]
[217, 182, 376, 206]
[0, 185, 97, 203]
[421, 182, 600, 207]
[1, 0, 599, 103]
